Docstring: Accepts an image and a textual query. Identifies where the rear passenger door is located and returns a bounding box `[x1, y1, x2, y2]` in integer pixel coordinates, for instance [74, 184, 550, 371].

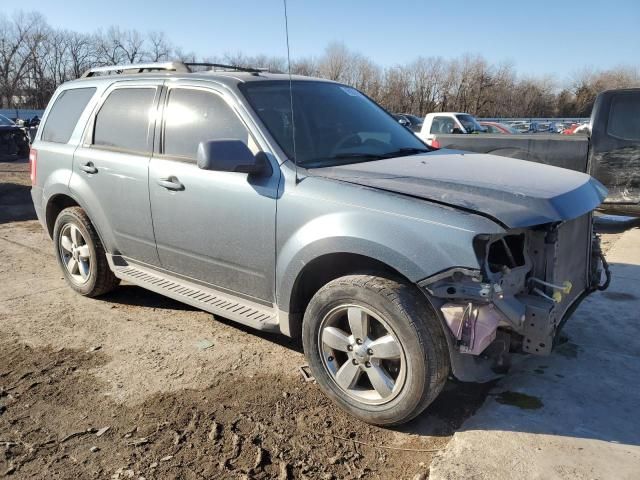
[70, 81, 162, 266]
[148, 84, 279, 302]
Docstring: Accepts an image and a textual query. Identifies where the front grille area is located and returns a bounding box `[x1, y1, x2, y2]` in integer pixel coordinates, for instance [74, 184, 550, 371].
[552, 213, 592, 318]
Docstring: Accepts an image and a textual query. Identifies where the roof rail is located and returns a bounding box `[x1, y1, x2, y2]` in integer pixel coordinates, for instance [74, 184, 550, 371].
[81, 61, 190, 78]
[183, 62, 266, 73]
[81, 61, 269, 78]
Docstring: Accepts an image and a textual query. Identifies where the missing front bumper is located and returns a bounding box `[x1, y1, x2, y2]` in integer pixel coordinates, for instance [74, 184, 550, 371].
[421, 213, 606, 363]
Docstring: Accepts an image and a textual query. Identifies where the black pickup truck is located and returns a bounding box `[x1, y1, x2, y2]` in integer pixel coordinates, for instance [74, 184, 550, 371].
[425, 89, 640, 216]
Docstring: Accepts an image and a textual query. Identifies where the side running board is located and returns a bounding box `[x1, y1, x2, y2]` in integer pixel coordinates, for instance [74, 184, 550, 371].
[107, 256, 279, 332]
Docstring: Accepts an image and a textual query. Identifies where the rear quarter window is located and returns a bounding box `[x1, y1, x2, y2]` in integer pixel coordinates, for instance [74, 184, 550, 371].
[607, 93, 640, 141]
[40, 87, 96, 143]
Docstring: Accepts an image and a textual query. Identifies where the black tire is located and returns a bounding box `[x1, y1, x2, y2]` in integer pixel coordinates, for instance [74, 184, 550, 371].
[53, 206, 120, 297]
[302, 274, 449, 426]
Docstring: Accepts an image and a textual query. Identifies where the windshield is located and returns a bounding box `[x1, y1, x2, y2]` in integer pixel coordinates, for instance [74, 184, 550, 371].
[239, 80, 430, 168]
[456, 114, 485, 133]
[0, 115, 15, 127]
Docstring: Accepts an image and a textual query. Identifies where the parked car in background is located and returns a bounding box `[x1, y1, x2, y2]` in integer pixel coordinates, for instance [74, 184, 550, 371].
[399, 113, 423, 133]
[562, 123, 580, 135]
[572, 124, 590, 135]
[479, 121, 519, 134]
[417, 112, 487, 145]
[420, 88, 640, 216]
[0, 113, 30, 160]
[508, 121, 530, 133]
[392, 113, 424, 133]
[392, 114, 411, 129]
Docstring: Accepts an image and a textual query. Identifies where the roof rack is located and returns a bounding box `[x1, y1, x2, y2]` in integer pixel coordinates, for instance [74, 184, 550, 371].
[184, 62, 267, 73]
[81, 61, 190, 78]
[81, 61, 267, 78]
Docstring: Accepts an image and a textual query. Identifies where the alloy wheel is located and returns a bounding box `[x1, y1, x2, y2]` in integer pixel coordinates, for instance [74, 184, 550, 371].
[58, 223, 91, 285]
[318, 304, 407, 405]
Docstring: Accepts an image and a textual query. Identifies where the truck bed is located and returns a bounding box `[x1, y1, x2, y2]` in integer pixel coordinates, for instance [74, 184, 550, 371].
[430, 134, 590, 173]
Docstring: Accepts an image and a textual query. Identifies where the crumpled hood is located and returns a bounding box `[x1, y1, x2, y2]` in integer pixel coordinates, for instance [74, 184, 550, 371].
[308, 150, 607, 228]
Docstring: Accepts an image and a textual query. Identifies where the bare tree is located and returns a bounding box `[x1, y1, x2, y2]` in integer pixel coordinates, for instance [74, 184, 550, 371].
[147, 31, 172, 62]
[291, 56, 319, 76]
[571, 66, 640, 116]
[2, 8, 639, 118]
[318, 42, 352, 82]
[113, 27, 146, 63]
[65, 31, 95, 79]
[0, 12, 37, 108]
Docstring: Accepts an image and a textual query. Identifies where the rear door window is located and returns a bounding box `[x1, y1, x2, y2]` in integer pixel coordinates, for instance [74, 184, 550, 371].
[162, 88, 253, 161]
[607, 93, 640, 141]
[93, 88, 156, 153]
[40, 87, 96, 143]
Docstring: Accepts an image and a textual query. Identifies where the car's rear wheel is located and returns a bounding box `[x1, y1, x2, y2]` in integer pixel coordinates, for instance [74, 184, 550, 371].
[53, 207, 120, 297]
[302, 274, 449, 425]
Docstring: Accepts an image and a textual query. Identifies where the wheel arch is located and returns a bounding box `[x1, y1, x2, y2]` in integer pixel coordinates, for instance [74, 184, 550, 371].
[279, 251, 415, 339]
[45, 193, 80, 238]
[45, 194, 109, 255]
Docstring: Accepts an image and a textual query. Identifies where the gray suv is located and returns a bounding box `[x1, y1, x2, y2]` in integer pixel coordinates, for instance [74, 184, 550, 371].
[30, 61, 607, 425]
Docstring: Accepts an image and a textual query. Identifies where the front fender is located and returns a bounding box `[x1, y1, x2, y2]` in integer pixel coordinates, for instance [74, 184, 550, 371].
[276, 209, 493, 311]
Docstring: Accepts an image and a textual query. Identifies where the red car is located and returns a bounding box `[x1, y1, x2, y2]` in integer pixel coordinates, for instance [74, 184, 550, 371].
[479, 121, 519, 134]
[562, 123, 579, 135]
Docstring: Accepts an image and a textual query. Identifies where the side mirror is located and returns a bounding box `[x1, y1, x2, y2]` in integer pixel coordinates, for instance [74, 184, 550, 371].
[398, 118, 409, 126]
[197, 140, 269, 175]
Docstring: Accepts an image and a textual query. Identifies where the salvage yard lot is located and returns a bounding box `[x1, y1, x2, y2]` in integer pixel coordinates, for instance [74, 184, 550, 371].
[2, 158, 639, 479]
[0, 159, 490, 479]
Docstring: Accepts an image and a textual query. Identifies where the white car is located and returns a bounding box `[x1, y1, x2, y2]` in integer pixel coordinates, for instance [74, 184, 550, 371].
[416, 112, 486, 146]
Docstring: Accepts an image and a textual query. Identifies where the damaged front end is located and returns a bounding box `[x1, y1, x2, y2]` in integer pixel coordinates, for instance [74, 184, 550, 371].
[420, 213, 610, 382]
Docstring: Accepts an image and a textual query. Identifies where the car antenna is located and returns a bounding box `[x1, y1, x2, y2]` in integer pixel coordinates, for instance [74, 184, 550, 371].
[283, 0, 299, 185]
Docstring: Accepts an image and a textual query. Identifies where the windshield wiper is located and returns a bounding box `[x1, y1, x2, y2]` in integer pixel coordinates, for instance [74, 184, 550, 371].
[303, 148, 431, 168]
[380, 147, 430, 158]
[303, 153, 387, 167]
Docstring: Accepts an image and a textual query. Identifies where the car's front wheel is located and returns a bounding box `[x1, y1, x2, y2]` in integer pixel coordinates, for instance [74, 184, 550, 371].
[302, 274, 449, 425]
[53, 206, 120, 297]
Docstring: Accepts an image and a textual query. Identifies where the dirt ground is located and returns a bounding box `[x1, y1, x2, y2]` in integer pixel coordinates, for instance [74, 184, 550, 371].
[1, 159, 624, 479]
[0, 159, 496, 479]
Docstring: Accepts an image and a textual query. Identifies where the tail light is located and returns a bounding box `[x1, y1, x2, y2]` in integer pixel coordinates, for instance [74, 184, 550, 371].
[431, 139, 441, 149]
[29, 148, 37, 185]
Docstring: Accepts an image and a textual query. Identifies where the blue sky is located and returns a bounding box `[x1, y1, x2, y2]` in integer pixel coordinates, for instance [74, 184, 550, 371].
[12, 0, 640, 80]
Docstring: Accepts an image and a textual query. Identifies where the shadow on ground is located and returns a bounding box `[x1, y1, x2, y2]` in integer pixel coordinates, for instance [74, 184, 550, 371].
[101, 284, 199, 311]
[0, 182, 36, 223]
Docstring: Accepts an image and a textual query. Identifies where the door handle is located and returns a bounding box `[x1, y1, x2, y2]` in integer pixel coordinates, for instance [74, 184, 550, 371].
[79, 162, 98, 174]
[157, 177, 184, 191]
